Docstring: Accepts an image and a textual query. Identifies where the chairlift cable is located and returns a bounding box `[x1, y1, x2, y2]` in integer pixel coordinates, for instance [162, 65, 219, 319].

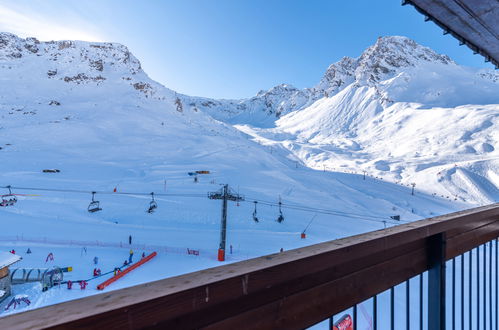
[2, 185, 412, 224]
[0, 185, 205, 198]
[303, 214, 317, 233]
[244, 195, 397, 221]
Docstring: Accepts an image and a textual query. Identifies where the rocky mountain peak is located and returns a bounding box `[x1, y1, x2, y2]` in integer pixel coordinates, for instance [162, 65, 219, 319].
[355, 36, 453, 82]
[315, 56, 357, 96]
[0, 32, 143, 78]
[314, 36, 456, 96]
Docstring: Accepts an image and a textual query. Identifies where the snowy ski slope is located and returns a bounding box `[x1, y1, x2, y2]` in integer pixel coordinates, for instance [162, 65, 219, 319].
[0, 32, 496, 315]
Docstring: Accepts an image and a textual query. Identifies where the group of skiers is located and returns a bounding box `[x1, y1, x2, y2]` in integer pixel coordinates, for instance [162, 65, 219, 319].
[7, 234, 148, 296]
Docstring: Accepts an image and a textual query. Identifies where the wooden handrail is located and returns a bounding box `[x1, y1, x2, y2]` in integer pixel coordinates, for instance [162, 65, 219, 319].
[1, 203, 498, 329]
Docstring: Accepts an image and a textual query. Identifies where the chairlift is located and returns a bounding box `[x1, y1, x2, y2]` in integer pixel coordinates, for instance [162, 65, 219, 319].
[252, 201, 259, 223]
[147, 192, 157, 213]
[276, 197, 284, 223]
[0, 185, 17, 207]
[87, 192, 102, 213]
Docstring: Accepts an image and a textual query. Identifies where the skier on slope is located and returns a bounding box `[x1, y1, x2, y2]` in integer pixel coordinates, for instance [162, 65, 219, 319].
[93, 268, 102, 276]
[129, 249, 134, 263]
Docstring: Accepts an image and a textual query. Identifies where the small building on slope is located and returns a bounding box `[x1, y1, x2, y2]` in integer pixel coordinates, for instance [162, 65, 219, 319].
[0, 251, 22, 303]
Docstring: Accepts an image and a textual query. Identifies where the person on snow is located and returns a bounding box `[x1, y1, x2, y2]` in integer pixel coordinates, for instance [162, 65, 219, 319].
[93, 256, 98, 265]
[93, 268, 100, 276]
[129, 249, 134, 263]
[79, 281, 87, 290]
[67, 280, 72, 289]
[26, 248, 32, 254]
[129, 235, 132, 245]
[10, 249, 15, 254]
[123, 260, 128, 266]
[141, 252, 146, 258]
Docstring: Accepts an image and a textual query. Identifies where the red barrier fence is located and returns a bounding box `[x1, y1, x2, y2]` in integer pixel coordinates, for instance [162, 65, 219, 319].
[0, 235, 208, 258]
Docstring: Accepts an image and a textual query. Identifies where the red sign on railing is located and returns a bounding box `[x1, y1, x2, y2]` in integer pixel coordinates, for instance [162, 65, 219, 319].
[333, 314, 353, 330]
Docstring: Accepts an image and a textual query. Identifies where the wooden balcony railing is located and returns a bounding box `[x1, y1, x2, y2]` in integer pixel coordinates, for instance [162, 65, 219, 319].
[1, 203, 498, 329]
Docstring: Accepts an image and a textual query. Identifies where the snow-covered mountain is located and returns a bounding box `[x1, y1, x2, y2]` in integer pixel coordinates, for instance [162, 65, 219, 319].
[1, 30, 497, 209]
[0, 31, 496, 314]
[224, 36, 499, 205]
[185, 36, 499, 126]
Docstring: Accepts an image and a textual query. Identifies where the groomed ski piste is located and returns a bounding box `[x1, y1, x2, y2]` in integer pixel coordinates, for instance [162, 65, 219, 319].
[0, 32, 497, 327]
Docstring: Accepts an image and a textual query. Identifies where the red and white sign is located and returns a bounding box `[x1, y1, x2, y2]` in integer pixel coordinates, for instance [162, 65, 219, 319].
[333, 314, 353, 330]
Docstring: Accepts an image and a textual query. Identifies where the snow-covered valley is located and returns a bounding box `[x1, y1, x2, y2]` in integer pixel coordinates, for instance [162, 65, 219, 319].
[0, 32, 497, 316]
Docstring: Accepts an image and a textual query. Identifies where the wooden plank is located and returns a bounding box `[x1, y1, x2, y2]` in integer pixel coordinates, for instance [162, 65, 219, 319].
[0, 203, 497, 329]
[48, 239, 428, 329]
[446, 220, 499, 259]
[204, 246, 430, 330]
[445, 211, 499, 239]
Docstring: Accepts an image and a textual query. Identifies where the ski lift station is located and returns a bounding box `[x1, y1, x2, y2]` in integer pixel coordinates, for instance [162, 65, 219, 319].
[0, 252, 21, 303]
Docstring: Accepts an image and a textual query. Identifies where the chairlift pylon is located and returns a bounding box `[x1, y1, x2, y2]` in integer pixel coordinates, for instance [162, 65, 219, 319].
[147, 192, 158, 213]
[252, 201, 259, 223]
[276, 196, 284, 223]
[87, 192, 102, 213]
[0, 185, 17, 207]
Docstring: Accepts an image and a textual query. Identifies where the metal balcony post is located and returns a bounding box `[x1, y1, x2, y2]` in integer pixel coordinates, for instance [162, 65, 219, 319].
[428, 233, 446, 330]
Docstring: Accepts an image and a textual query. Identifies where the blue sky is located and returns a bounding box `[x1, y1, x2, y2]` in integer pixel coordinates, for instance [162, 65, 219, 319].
[0, 0, 494, 99]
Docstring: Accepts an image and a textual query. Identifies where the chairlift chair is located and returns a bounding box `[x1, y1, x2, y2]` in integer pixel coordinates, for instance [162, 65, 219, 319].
[277, 210, 284, 223]
[276, 197, 284, 223]
[147, 192, 157, 213]
[252, 201, 259, 223]
[87, 192, 102, 213]
[0, 186, 17, 207]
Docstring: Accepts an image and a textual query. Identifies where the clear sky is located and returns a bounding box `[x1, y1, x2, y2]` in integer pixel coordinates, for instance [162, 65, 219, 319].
[0, 0, 494, 99]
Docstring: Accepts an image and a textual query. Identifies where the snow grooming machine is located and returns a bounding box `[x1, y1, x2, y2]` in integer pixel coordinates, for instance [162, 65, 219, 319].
[87, 191, 102, 213]
[147, 192, 157, 213]
[0, 185, 17, 207]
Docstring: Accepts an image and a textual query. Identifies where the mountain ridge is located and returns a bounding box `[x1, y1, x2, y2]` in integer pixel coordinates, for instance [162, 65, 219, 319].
[2, 31, 498, 125]
[1, 31, 498, 205]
